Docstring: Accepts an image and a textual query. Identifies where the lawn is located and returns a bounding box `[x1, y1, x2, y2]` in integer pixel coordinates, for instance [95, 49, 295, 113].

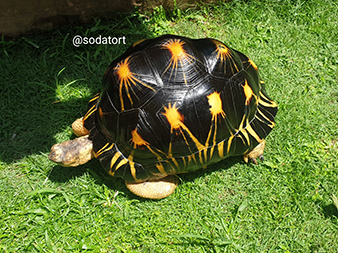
[1, 0, 338, 252]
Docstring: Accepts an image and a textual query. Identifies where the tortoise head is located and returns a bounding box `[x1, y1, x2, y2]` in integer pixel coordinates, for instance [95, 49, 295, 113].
[49, 136, 94, 167]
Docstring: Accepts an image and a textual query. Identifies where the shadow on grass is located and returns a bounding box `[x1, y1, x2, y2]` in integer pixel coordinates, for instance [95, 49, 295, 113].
[0, 12, 153, 165]
[47, 153, 243, 199]
[322, 203, 338, 220]
[179, 155, 242, 183]
[48, 158, 130, 195]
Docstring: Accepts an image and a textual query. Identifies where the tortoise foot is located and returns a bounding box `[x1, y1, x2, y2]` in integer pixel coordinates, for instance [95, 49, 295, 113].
[243, 140, 266, 164]
[125, 175, 179, 199]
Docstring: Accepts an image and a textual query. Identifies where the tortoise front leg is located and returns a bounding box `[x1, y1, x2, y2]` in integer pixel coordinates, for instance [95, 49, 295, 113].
[125, 175, 179, 199]
[72, 117, 90, 137]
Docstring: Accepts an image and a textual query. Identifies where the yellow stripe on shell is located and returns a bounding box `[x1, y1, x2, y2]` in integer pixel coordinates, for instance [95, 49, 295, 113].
[162, 103, 205, 155]
[217, 140, 225, 158]
[83, 104, 97, 121]
[207, 92, 226, 120]
[248, 59, 258, 71]
[242, 80, 254, 105]
[95, 143, 114, 158]
[171, 157, 179, 168]
[240, 125, 251, 146]
[131, 128, 166, 162]
[162, 39, 196, 84]
[162, 103, 184, 130]
[155, 163, 166, 175]
[204, 92, 226, 161]
[127, 154, 142, 182]
[98, 106, 104, 119]
[129, 161, 139, 181]
[131, 128, 149, 148]
[227, 134, 235, 154]
[110, 151, 121, 169]
[258, 92, 278, 108]
[132, 39, 146, 47]
[212, 39, 231, 62]
[114, 56, 155, 111]
[211, 39, 239, 73]
[245, 123, 262, 143]
[89, 93, 100, 102]
[115, 158, 128, 171]
[256, 108, 276, 128]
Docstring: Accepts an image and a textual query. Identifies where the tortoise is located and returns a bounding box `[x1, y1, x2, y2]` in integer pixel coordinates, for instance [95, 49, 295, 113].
[49, 34, 277, 199]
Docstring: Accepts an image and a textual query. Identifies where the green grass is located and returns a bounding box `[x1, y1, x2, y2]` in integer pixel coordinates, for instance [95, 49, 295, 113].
[1, 0, 338, 251]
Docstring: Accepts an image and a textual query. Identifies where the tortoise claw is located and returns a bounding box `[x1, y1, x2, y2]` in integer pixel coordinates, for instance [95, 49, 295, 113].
[251, 157, 258, 165]
[251, 154, 264, 164]
[251, 158, 258, 165]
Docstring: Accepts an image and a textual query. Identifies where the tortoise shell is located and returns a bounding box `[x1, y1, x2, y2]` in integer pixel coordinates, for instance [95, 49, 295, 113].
[83, 34, 277, 182]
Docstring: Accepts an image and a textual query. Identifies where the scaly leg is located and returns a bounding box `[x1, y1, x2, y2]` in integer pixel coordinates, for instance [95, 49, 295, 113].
[72, 117, 90, 137]
[125, 175, 179, 199]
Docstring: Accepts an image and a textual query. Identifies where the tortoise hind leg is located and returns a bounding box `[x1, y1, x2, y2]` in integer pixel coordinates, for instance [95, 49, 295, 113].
[243, 140, 266, 164]
[125, 175, 179, 199]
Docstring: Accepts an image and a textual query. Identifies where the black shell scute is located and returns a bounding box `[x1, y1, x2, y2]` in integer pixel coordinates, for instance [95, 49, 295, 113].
[83, 35, 277, 182]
